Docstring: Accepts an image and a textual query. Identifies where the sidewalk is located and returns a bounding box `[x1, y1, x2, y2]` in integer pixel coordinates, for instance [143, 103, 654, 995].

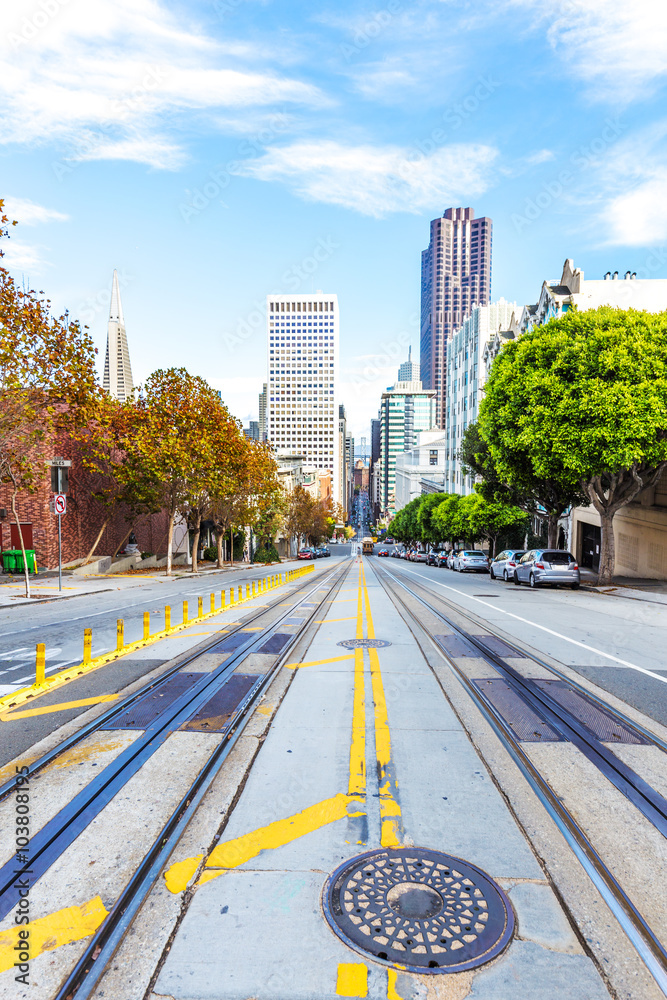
[580, 569, 667, 605]
[0, 561, 294, 608]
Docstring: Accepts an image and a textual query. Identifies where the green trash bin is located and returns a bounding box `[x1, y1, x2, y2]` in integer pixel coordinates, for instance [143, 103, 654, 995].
[1, 550, 15, 573]
[14, 549, 37, 574]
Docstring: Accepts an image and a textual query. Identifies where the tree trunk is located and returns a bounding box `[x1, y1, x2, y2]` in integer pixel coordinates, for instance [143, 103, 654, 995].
[191, 515, 201, 574]
[112, 525, 134, 559]
[10, 486, 30, 600]
[547, 513, 560, 549]
[229, 526, 234, 567]
[597, 510, 616, 586]
[216, 530, 224, 569]
[166, 510, 175, 576]
[84, 514, 111, 565]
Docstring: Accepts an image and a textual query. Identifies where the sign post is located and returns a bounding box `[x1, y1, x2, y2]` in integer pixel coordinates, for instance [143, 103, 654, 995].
[45, 458, 71, 591]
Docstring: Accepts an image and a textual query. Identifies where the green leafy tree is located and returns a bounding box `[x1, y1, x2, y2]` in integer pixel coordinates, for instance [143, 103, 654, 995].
[463, 420, 585, 549]
[432, 494, 462, 547]
[463, 491, 528, 557]
[416, 493, 450, 547]
[389, 497, 422, 545]
[479, 307, 667, 583]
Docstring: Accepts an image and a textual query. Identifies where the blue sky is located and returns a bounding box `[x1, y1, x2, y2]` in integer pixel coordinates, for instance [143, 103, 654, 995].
[2, 0, 667, 441]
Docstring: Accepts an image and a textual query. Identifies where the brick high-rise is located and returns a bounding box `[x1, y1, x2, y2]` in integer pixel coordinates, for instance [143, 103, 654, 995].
[420, 207, 492, 427]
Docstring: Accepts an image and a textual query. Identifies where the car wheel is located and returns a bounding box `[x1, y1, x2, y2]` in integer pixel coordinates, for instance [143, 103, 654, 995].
[571, 583, 580, 590]
[490, 567, 495, 580]
[529, 572, 538, 588]
[513, 572, 520, 586]
[503, 570, 509, 582]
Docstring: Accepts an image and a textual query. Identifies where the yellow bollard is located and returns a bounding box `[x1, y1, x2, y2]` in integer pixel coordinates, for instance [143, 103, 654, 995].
[246, 583, 250, 600]
[143, 612, 150, 641]
[221, 590, 226, 610]
[165, 605, 171, 630]
[183, 600, 188, 624]
[35, 643, 45, 685]
[198, 596, 203, 618]
[83, 628, 92, 664]
[117, 619, 124, 651]
[210, 593, 215, 613]
[230, 586, 235, 605]
[253, 580, 257, 597]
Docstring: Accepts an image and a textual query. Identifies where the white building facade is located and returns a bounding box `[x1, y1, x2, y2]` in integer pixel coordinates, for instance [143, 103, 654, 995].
[394, 430, 447, 511]
[102, 269, 134, 402]
[266, 293, 339, 504]
[379, 379, 436, 515]
[445, 298, 517, 494]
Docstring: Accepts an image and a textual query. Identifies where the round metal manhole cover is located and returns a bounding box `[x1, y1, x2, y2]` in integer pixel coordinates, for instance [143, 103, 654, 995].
[337, 639, 392, 649]
[322, 847, 514, 973]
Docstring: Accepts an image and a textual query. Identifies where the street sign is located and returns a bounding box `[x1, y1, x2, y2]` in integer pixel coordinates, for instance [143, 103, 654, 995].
[54, 494, 67, 515]
[44, 457, 72, 467]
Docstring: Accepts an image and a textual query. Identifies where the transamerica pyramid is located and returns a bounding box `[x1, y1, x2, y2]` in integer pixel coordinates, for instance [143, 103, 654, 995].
[102, 269, 134, 402]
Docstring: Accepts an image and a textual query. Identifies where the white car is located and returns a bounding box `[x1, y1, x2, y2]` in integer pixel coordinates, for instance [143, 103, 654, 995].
[454, 550, 489, 573]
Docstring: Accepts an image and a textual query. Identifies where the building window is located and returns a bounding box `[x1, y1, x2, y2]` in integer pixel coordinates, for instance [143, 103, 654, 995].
[429, 450, 438, 466]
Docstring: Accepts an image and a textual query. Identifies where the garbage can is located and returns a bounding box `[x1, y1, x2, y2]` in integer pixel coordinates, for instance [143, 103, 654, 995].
[1, 550, 16, 573]
[14, 549, 37, 574]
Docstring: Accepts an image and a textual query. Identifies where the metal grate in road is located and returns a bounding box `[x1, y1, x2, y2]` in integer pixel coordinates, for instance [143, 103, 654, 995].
[472, 678, 564, 741]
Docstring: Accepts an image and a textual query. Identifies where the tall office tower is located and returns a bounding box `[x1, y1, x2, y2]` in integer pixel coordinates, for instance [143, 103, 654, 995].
[379, 370, 435, 515]
[420, 207, 492, 427]
[258, 384, 267, 442]
[397, 346, 420, 384]
[371, 417, 381, 466]
[266, 293, 339, 499]
[345, 433, 355, 512]
[102, 269, 134, 402]
[338, 404, 348, 515]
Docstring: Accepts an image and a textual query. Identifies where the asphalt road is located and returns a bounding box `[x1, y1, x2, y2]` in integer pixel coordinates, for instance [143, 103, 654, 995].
[380, 550, 667, 728]
[0, 551, 351, 695]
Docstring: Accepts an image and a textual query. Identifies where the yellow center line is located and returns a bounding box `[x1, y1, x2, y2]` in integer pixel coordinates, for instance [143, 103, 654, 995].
[360, 559, 403, 847]
[0, 693, 118, 722]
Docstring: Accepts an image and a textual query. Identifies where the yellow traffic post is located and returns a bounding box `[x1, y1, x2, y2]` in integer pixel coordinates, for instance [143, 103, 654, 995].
[83, 628, 92, 664]
[143, 612, 150, 641]
[246, 583, 250, 600]
[221, 590, 226, 610]
[35, 643, 45, 686]
[165, 605, 171, 630]
[253, 580, 257, 597]
[198, 596, 204, 618]
[116, 619, 124, 651]
[183, 601, 188, 625]
[230, 586, 235, 606]
[210, 593, 215, 613]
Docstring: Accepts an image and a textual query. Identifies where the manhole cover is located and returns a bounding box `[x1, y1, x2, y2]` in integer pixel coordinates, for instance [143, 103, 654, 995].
[337, 639, 392, 649]
[323, 847, 514, 973]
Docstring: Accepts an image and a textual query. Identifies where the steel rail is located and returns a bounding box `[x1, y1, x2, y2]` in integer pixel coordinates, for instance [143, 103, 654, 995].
[384, 570, 667, 837]
[0, 564, 341, 919]
[397, 563, 667, 754]
[52, 561, 350, 1000]
[374, 563, 667, 994]
[0, 570, 327, 803]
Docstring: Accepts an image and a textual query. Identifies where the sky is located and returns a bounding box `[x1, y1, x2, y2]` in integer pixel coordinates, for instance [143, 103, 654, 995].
[2, 0, 667, 444]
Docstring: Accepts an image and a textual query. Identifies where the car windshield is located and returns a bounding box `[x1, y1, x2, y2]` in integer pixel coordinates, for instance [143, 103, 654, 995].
[542, 551, 575, 564]
[511, 551, 525, 558]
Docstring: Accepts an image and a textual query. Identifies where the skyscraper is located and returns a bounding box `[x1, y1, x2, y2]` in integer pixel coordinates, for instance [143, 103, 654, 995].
[266, 293, 339, 500]
[420, 207, 492, 427]
[102, 269, 134, 402]
[258, 383, 267, 442]
[397, 346, 420, 383]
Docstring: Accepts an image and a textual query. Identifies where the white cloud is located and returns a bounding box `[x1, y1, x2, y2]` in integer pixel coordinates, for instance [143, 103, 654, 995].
[239, 140, 498, 216]
[510, 0, 667, 102]
[594, 121, 667, 246]
[1, 239, 49, 272]
[2, 197, 68, 225]
[0, 0, 326, 167]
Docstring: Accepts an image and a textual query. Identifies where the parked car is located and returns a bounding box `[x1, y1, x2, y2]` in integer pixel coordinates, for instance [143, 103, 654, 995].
[446, 549, 460, 569]
[390, 548, 401, 558]
[317, 546, 331, 558]
[490, 549, 526, 581]
[298, 548, 313, 560]
[454, 550, 489, 573]
[514, 549, 580, 589]
[436, 551, 449, 567]
[399, 548, 408, 559]
[426, 549, 442, 566]
[377, 547, 389, 557]
[412, 550, 428, 563]
[386, 537, 394, 544]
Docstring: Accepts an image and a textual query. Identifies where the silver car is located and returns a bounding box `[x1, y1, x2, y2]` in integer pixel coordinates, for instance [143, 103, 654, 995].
[514, 549, 580, 589]
[490, 549, 526, 581]
[454, 550, 489, 573]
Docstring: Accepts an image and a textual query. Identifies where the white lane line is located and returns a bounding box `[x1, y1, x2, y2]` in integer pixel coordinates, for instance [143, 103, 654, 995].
[392, 566, 667, 685]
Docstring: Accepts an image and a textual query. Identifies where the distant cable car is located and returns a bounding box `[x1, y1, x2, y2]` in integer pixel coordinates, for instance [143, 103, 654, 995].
[362, 537, 374, 555]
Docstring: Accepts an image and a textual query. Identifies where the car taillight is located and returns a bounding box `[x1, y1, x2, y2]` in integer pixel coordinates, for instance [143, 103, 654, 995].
[508, 561, 515, 567]
[571, 563, 578, 570]
[535, 562, 544, 569]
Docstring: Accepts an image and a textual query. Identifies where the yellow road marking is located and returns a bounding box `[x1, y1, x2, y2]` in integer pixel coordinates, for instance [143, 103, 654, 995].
[285, 654, 354, 670]
[0, 896, 108, 972]
[164, 854, 203, 893]
[315, 616, 357, 623]
[348, 564, 366, 798]
[387, 969, 405, 999]
[360, 560, 403, 847]
[241, 626, 264, 631]
[336, 963, 368, 997]
[0, 693, 118, 722]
